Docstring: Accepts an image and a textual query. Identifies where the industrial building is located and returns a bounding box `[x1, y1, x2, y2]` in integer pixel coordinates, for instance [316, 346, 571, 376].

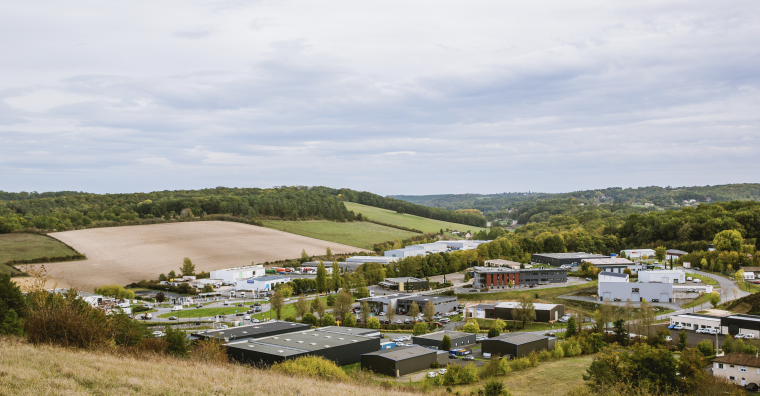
[361, 346, 447, 377]
[210, 265, 265, 282]
[378, 277, 429, 291]
[225, 326, 381, 367]
[669, 313, 723, 333]
[357, 293, 412, 314]
[297, 262, 334, 274]
[665, 249, 689, 261]
[396, 295, 458, 315]
[598, 271, 629, 283]
[468, 302, 565, 323]
[345, 256, 398, 265]
[638, 270, 686, 284]
[598, 280, 673, 302]
[620, 249, 656, 259]
[581, 258, 645, 274]
[384, 242, 449, 259]
[481, 333, 554, 358]
[192, 321, 310, 342]
[412, 331, 475, 350]
[472, 267, 567, 290]
[530, 252, 607, 267]
[484, 259, 529, 269]
[235, 275, 290, 292]
[721, 314, 760, 338]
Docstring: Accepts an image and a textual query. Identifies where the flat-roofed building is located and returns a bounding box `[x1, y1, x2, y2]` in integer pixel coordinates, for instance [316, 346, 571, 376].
[598, 271, 629, 283]
[396, 295, 457, 315]
[192, 321, 310, 342]
[620, 249, 656, 259]
[235, 275, 290, 292]
[379, 277, 429, 292]
[384, 242, 449, 259]
[484, 259, 528, 269]
[721, 314, 760, 338]
[669, 313, 722, 333]
[225, 326, 381, 367]
[210, 265, 265, 282]
[361, 346, 447, 377]
[666, 249, 689, 261]
[638, 270, 686, 284]
[598, 280, 673, 302]
[481, 333, 553, 358]
[412, 331, 475, 350]
[530, 252, 607, 267]
[489, 302, 565, 323]
[345, 256, 398, 264]
[472, 267, 567, 290]
[582, 258, 645, 274]
[356, 293, 412, 314]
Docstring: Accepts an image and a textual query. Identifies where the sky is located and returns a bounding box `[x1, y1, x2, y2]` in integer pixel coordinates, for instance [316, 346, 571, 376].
[1, 0, 759, 196]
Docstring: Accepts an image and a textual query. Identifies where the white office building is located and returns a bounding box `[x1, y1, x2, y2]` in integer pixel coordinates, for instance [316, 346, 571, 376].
[210, 265, 265, 282]
[670, 313, 722, 332]
[620, 249, 656, 259]
[598, 271, 629, 283]
[235, 275, 290, 292]
[638, 270, 686, 284]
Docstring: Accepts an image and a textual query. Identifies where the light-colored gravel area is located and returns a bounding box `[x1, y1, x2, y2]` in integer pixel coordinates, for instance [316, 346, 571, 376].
[24, 221, 366, 290]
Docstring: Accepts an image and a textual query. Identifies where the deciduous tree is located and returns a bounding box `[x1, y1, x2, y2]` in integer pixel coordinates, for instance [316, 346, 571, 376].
[423, 300, 435, 326]
[512, 294, 536, 329]
[331, 261, 341, 292]
[271, 290, 284, 320]
[295, 294, 309, 318]
[408, 301, 420, 319]
[180, 257, 195, 276]
[441, 334, 452, 351]
[316, 261, 328, 293]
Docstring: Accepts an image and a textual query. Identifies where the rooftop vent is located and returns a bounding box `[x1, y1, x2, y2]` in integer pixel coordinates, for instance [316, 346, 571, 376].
[297, 341, 303, 343]
[324, 345, 330, 348]
[284, 339, 291, 342]
[277, 350, 284, 353]
[310, 343, 316, 346]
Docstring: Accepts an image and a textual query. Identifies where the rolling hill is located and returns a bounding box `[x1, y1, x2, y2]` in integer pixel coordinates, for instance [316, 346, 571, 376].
[343, 202, 487, 234]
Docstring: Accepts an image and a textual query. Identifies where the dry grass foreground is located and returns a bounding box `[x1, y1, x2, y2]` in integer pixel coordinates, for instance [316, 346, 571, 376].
[0, 337, 420, 396]
[28, 221, 366, 290]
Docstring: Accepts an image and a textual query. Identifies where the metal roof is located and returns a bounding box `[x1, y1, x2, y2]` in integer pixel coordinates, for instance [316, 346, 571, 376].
[489, 333, 549, 345]
[494, 302, 560, 310]
[192, 321, 310, 340]
[226, 327, 378, 354]
[413, 331, 473, 342]
[362, 346, 435, 361]
[599, 271, 629, 278]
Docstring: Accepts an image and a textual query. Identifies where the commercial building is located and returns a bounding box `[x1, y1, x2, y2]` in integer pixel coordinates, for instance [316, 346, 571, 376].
[672, 285, 713, 294]
[298, 262, 334, 274]
[378, 277, 429, 292]
[620, 249, 656, 259]
[581, 258, 645, 274]
[712, 353, 760, 388]
[345, 256, 398, 265]
[665, 249, 689, 261]
[484, 259, 529, 269]
[598, 280, 673, 302]
[384, 242, 449, 259]
[441, 240, 489, 251]
[396, 295, 458, 315]
[361, 346, 447, 377]
[192, 321, 310, 342]
[412, 331, 475, 350]
[472, 267, 567, 290]
[721, 314, 760, 338]
[669, 314, 722, 333]
[481, 333, 554, 358]
[51, 289, 103, 307]
[357, 293, 412, 314]
[530, 253, 607, 267]
[598, 271, 629, 283]
[468, 302, 564, 323]
[226, 326, 381, 367]
[210, 265, 265, 282]
[638, 270, 686, 284]
[235, 275, 290, 292]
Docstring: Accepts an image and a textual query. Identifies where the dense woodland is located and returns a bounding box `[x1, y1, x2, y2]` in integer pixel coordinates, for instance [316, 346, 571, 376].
[0, 186, 485, 233]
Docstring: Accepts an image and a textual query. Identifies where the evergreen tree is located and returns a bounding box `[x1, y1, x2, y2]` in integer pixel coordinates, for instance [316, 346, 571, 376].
[300, 249, 310, 263]
[565, 316, 577, 338]
[440, 334, 452, 351]
[168, 270, 176, 279]
[488, 327, 500, 338]
[316, 261, 328, 293]
[0, 274, 28, 336]
[331, 261, 341, 292]
[326, 247, 333, 260]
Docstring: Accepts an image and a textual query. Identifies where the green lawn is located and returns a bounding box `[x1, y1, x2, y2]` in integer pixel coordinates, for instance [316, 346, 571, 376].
[457, 281, 598, 302]
[157, 307, 249, 319]
[343, 202, 487, 234]
[502, 355, 594, 396]
[0, 233, 78, 263]
[682, 293, 713, 309]
[261, 220, 417, 250]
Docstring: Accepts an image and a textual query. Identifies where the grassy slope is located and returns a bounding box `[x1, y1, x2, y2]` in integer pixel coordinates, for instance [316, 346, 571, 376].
[0, 233, 79, 275]
[261, 220, 417, 250]
[343, 202, 487, 234]
[0, 337, 417, 396]
[159, 297, 330, 320]
[501, 355, 593, 396]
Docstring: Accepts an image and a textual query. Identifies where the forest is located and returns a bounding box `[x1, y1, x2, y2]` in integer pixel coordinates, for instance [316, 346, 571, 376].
[0, 186, 485, 234]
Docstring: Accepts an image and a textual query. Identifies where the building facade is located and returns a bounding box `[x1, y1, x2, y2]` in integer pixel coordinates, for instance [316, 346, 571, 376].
[638, 270, 686, 284]
[669, 313, 723, 333]
[396, 295, 457, 315]
[598, 281, 673, 302]
[412, 331, 475, 349]
[235, 275, 290, 292]
[582, 258, 645, 274]
[378, 277, 429, 291]
[472, 267, 567, 290]
[361, 346, 444, 377]
[712, 353, 760, 388]
[721, 314, 760, 338]
[210, 265, 265, 282]
[481, 333, 553, 358]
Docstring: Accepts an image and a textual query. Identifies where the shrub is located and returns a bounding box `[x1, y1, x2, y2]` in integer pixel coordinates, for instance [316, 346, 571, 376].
[413, 322, 428, 335]
[326, 295, 336, 307]
[552, 343, 565, 359]
[538, 349, 553, 362]
[367, 317, 380, 329]
[342, 314, 357, 327]
[321, 314, 335, 327]
[462, 319, 480, 334]
[25, 289, 110, 349]
[509, 357, 531, 371]
[284, 315, 297, 322]
[192, 338, 228, 363]
[301, 313, 318, 326]
[441, 363, 478, 385]
[492, 319, 506, 332]
[488, 327, 500, 338]
[271, 355, 348, 381]
[440, 334, 452, 351]
[481, 379, 513, 396]
[696, 340, 715, 356]
[164, 326, 190, 357]
[527, 351, 539, 367]
[480, 357, 511, 379]
[563, 338, 583, 357]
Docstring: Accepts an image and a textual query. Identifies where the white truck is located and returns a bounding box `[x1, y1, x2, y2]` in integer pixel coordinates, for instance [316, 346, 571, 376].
[141, 313, 153, 320]
[171, 305, 183, 311]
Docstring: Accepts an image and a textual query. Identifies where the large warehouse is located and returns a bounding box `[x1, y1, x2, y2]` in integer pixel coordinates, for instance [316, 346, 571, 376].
[638, 270, 686, 284]
[530, 253, 607, 267]
[670, 314, 723, 333]
[210, 265, 265, 282]
[192, 321, 310, 342]
[361, 346, 448, 377]
[357, 293, 412, 314]
[225, 326, 381, 366]
[412, 331, 475, 350]
[468, 302, 565, 323]
[721, 314, 760, 338]
[581, 258, 645, 274]
[472, 267, 568, 290]
[481, 333, 554, 358]
[235, 275, 290, 292]
[396, 295, 458, 315]
[598, 281, 673, 302]
[379, 277, 429, 292]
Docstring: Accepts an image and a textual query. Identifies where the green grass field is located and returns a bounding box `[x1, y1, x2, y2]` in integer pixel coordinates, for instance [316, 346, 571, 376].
[457, 281, 598, 302]
[261, 220, 417, 250]
[343, 202, 487, 234]
[504, 355, 593, 396]
[0, 233, 79, 275]
[158, 296, 331, 320]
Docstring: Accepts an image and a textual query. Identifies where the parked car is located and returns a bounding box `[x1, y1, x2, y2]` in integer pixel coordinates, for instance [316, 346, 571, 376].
[668, 324, 677, 329]
[449, 354, 458, 359]
[693, 279, 702, 283]
[585, 278, 592, 281]
[462, 356, 475, 361]
[378, 312, 386, 316]
[736, 333, 747, 339]
[152, 331, 165, 337]
[482, 353, 491, 359]
[440, 318, 450, 324]
[558, 314, 572, 323]
[613, 298, 622, 302]
[252, 319, 260, 323]
[745, 334, 756, 339]
[244, 315, 251, 320]
[673, 324, 684, 330]
[754, 280, 760, 284]
[695, 267, 700, 271]
[396, 319, 402, 324]
[706, 329, 718, 335]
[196, 304, 203, 308]
[696, 328, 705, 334]
[427, 372, 437, 378]
[223, 301, 230, 306]
[686, 277, 693, 281]
[439, 368, 447, 375]
[168, 316, 178, 320]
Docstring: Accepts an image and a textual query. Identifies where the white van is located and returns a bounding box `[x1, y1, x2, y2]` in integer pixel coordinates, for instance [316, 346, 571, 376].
[171, 305, 183, 311]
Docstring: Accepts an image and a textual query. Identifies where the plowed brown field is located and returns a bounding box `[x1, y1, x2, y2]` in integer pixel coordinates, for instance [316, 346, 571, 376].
[24, 221, 366, 290]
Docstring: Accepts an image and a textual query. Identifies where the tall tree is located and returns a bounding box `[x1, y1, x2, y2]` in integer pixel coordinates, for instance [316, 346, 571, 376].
[596, 300, 614, 334]
[512, 294, 536, 329]
[271, 290, 284, 320]
[334, 289, 354, 322]
[387, 305, 395, 323]
[408, 301, 420, 319]
[311, 298, 326, 319]
[714, 229, 743, 252]
[295, 293, 309, 318]
[300, 249, 310, 263]
[331, 261, 341, 292]
[180, 257, 195, 276]
[360, 301, 370, 327]
[0, 274, 27, 336]
[315, 261, 328, 293]
[326, 247, 333, 260]
[654, 247, 666, 262]
[423, 300, 435, 326]
[440, 334, 452, 351]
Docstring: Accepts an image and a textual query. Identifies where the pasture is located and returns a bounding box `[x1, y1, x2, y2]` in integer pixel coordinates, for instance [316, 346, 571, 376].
[261, 220, 417, 250]
[31, 221, 366, 291]
[0, 233, 79, 276]
[343, 202, 487, 234]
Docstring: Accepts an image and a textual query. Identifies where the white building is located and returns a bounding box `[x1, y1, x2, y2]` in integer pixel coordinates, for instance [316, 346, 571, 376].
[235, 275, 290, 292]
[620, 249, 656, 259]
[745, 272, 756, 280]
[598, 281, 673, 302]
[51, 289, 103, 307]
[670, 313, 722, 332]
[638, 270, 686, 284]
[210, 265, 265, 282]
[384, 242, 449, 258]
[345, 256, 398, 264]
[583, 258, 645, 274]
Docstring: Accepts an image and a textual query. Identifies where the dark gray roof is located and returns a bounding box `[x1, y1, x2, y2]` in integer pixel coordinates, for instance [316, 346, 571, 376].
[362, 346, 435, 361]
[398, 295, 457, 303]
[599, 271, 628, 278]
[226, 327, 378, 355]
[532, 253, 607, 259]
[488, 333, 549, 345]
[413, 331, 473, 342]
[192, 321, 310, 341]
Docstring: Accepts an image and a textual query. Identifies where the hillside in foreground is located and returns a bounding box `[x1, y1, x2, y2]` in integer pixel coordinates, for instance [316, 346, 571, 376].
[0, 337, 418, 396]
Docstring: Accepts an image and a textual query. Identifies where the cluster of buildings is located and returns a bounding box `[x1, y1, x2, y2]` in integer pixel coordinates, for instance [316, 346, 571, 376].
[383, 240, 490, 259]
[357, 293, 457, 315]
[468, 302, 565, 322]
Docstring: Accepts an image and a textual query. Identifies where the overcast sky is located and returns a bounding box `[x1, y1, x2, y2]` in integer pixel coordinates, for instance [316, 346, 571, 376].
[1, 0, 759, 196]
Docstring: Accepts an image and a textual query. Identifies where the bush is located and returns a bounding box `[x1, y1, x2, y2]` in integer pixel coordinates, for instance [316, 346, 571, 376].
[480, 357, 511, 379]
[301, 313, 318, 326]
[25, 289, 110, 349]
[563, 338, 583, 357]
[552, 343, 565, 359]
[696, 340, 715, 356]
[527, 351, 539, 367]
[509, 357, 531, 371]
[164, 326, 190, 357]
[441, 363, 478, 385]
[271, 355, 348, 381]
[413, 322, 428, 335]
[284, 315, 297, 322]
[488, 327, 500, 338]
[481, 379, 513, 396]
[367, 317, 380, 329]
[321, 314, 335, 327]
[192, 338, 228, 363]
[326, 295, 336, 307]
[538, 349, 553, 362]
[462, 319, 480, 334]
[133, 305, 151, 313]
